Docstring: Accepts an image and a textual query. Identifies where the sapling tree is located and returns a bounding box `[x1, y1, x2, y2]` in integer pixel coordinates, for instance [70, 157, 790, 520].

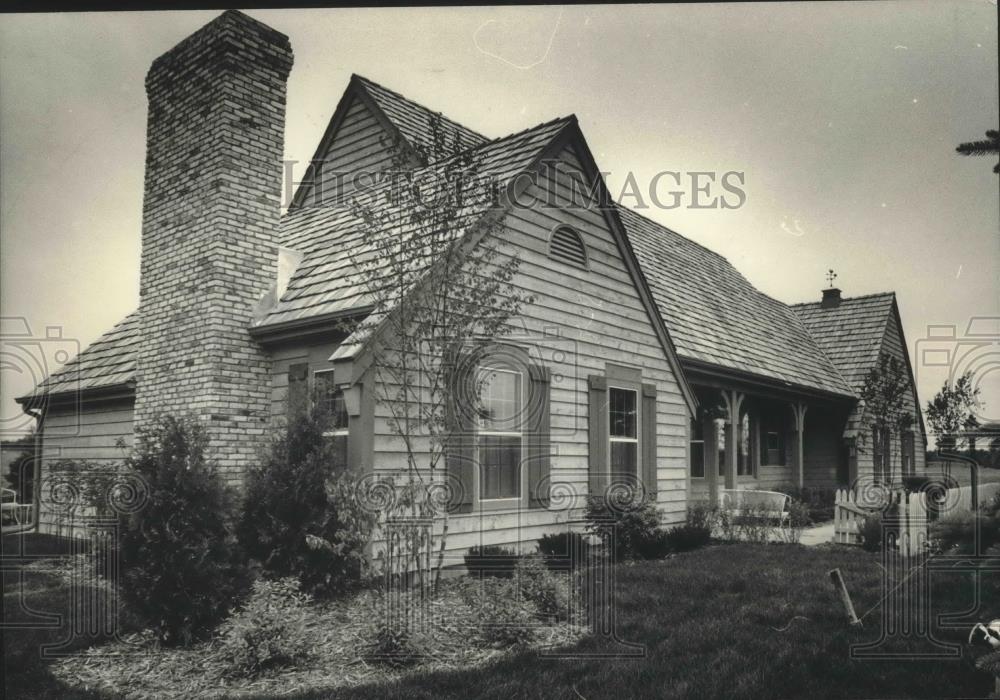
[344, 116, 534, 590]
[858, 352, 915, 482]
[925, 371, 982, 454]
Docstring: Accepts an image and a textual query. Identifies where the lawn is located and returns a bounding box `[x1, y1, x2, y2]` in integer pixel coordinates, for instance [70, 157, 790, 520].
[3, 535, 996, 699]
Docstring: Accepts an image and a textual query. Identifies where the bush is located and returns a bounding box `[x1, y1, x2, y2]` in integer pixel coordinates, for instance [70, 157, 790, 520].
[238, 400, 375, 598]
[118, 415, 248, 646]
[717, 502, 776, 544]
[779, 499, 812, 544]
[664, 503, 715, 553]
[462, 577, 535, 648]
[464, 545, 520, 578]
[776, 484, 836, 522]
[536, 531, 590, 567]
[514, 554, 573, 621]
[858, 512, 883, 552]
[584, 495, 662, 560]
[929, 510, 1000, 555]
[217, 578, 313, 678]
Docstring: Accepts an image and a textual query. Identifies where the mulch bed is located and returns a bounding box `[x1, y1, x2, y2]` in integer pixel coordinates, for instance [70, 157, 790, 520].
[49, 578, 586, 699]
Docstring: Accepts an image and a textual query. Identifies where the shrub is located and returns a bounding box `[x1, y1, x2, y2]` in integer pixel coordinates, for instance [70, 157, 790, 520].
[584, 495, 662, 560]
[779, 498, 812, 544]
[118, 415, 248, 646]
[238, 399, 376, 598]
[633, 528, 672, 559]
[536, 531, 590, 567]
[217, 577, 313, 678]
[858, 512, 883, 552]
[462, 577, 535, 648]
[514, 554, 573, 621]
[717, 501, 776, 544]
[464, 545, 519, 578]
[776, 484, 836, 522]
[664, 503, 715, 553]
[929, 510, 1000, 555]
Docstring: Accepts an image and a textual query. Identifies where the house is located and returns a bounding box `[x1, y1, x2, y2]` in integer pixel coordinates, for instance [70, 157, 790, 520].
[16, 11, 926, 550]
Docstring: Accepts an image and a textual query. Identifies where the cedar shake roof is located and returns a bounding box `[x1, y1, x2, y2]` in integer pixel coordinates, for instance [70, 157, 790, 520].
[260, 116, 574, 328]
[621, 206, 856, 398]
[23, 75, 895, 406]
[352, 75, 489, 158]
[791, 292, 896, 391]
[23, 311, 139, 400]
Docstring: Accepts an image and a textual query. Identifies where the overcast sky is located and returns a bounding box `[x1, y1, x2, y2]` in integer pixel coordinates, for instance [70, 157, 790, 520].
[1, 3, 998, 435]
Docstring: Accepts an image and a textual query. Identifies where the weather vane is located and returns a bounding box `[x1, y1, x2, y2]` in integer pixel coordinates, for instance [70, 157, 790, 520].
[826, 269, 838, 288]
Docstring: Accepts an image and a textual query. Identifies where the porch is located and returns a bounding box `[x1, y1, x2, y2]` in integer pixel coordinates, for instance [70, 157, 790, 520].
[687, 382, 855, 506]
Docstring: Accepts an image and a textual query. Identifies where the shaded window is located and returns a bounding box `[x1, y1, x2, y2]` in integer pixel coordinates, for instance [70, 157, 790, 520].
[313, 370, 348, 433]
[759, 407, 785, 466]
[478, 368, 522, 500]
[609, 387, 638, 480]
[548, 225, 588, 268]
[902, 432, 915, 477]
[690, 417, 705, 478]
[873, 426, 891, 483]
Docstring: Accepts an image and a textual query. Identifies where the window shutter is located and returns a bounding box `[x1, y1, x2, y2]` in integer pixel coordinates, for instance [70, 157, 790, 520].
[527, 365, 551, 509]
[588, 374, 609, 497]
[446, 353, 475, 513]
[288, 363, 309, 416]
[641, 383, 657, 500]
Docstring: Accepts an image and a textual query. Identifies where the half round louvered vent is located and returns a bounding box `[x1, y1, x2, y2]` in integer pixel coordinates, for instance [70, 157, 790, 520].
[548, 226, 588, 268]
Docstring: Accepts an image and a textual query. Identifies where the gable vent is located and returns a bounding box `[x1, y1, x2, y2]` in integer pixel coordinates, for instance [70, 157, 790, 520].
[548, 226, 588, 268]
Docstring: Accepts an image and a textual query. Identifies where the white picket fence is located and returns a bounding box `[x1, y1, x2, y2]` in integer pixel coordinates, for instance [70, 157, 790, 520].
[834, 482, 1000, 556]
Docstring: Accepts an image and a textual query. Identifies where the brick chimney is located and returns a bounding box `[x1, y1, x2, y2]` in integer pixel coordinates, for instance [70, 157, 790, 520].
[821, 287, 842, 308]
[134, 11, 293, 485]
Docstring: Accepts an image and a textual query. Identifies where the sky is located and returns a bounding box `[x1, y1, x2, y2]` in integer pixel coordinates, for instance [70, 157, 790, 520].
[1, 3, 998, 437]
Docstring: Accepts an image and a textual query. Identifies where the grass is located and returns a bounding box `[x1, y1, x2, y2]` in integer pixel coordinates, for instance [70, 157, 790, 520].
[2, 533, 113, 699]
[306, 545, 995, 700]
[3, 538, 996, 699]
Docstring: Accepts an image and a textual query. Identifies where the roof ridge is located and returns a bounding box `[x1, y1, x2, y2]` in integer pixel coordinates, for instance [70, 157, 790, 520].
[351, 73, 491, 142]
[790, 290, 896, 308]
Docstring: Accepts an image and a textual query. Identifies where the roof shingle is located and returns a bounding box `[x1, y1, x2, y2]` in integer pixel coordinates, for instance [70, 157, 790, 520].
[791, 293, 896, 391]
[621, 206, 856, 398]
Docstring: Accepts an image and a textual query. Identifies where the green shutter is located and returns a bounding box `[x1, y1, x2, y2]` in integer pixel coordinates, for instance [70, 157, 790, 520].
[446, 352, 475, 513]
[527, 365, 551, 509]
[588, 374, 609, 498]
[641, 383, 658, 501]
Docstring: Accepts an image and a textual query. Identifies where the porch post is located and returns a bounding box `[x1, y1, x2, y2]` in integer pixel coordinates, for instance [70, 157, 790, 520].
[705, 415, 719, 506]
[722, 390, 745, 491]
[791, 402, 808, 489]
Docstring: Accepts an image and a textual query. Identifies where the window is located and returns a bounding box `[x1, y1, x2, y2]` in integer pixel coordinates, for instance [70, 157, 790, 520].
[902, 432, 915, 477]
[314, 370, 348, 471]
[313, 370, 348, 434]
[759, 406, 785, 466]
[690, 417, 705, 478]
[718, 419, 727, 477]
[609, 387, 638, 479]
[873, 426, 890, 483]
[478, 368, 522, 500]
[548, 225, 588, 268]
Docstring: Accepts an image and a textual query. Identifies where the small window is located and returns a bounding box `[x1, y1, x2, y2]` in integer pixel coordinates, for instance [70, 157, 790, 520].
[478, 368, 523, 500]
[902, 432, 915, 477]
[609, 387, 638, 480]
[690, 417, 705, 478]
[314, 370, 348, 434]
[548, 225, 588, 268]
